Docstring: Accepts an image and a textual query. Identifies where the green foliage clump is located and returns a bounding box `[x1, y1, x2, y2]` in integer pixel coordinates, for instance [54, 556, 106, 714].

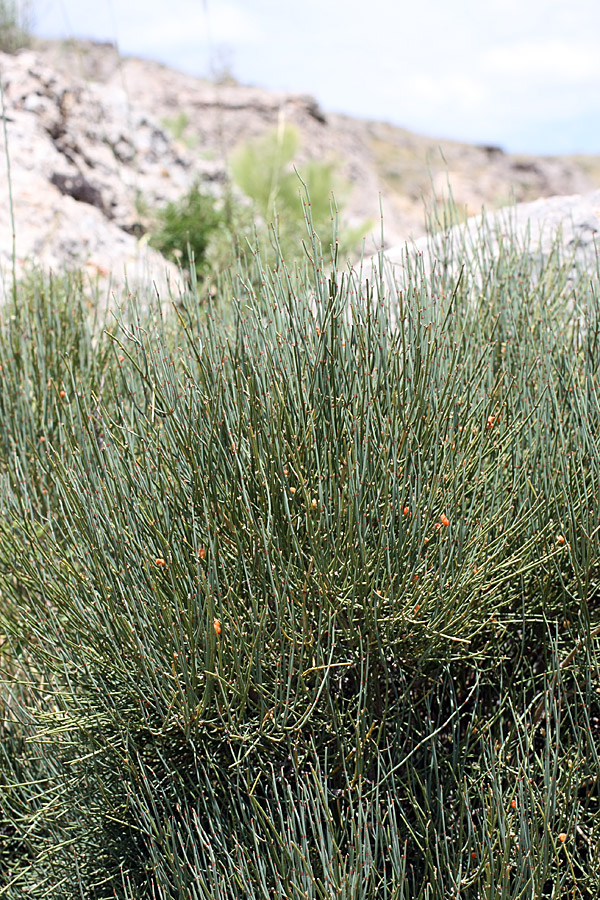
[0, 208, 599, 897]
[161, 111, 198, 150]
[148, 182, 225, 276]
[145, 124, 366, 284]
[231, 123, 368, 263]
[0, 0, 32, 53]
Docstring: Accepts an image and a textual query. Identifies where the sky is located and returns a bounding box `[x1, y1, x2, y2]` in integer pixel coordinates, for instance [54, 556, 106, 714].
[30, 0, 600, 155]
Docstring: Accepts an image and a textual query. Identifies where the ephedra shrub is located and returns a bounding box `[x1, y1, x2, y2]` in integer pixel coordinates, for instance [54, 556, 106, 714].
[0, 202, 599, 898]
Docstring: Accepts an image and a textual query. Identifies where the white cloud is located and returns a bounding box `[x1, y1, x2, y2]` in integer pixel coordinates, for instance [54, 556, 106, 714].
[405, 74, 488, 117]
[482, 39, 600, 83]
[118, 1, 263, 48]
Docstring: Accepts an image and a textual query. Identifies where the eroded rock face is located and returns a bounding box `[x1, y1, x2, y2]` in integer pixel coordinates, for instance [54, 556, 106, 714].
[35, 39, 599, 250]
[1, 38, 600, 302]
[0, 48, 206, 299]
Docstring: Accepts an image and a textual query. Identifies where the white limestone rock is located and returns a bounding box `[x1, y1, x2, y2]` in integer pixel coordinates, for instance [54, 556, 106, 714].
[379, 190, 600, 294]
[0, 49, 196, 300]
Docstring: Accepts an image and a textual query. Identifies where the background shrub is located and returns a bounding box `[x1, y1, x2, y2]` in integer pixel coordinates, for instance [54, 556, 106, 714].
[147, 183, 226, 277]
[230, 123, 369, 264]
[145, 125, 368, 286]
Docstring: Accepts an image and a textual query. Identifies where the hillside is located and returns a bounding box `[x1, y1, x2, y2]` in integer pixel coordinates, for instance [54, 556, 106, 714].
[1, 37, 599, 293]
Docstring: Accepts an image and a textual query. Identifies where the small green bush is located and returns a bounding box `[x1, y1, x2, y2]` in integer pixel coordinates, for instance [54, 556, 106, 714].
[146, 126, 367, 286]
[148, 183, 225, 276]
[231, 123, 368, 264]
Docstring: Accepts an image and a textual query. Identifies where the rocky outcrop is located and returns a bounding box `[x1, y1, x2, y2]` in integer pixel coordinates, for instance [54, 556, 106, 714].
[0, 48, 205, 299]
[380, 190, 600, 295]
[1, 38, 600, 301]
[34, 39, 599, 249]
